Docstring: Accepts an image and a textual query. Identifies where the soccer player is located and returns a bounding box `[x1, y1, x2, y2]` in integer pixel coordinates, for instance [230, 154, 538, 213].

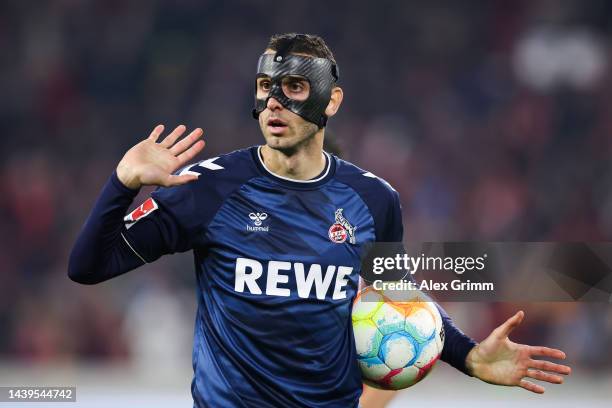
[69, 33, 571, 407]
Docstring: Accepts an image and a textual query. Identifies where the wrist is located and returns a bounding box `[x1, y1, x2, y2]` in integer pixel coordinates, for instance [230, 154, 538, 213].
[116, 163, 141, 190]
[465, 344, 481, 377]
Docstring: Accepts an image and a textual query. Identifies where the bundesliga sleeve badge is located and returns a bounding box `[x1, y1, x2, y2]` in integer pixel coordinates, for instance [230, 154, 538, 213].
[328, 208, 357, 244]
[124, 197, 159, 228]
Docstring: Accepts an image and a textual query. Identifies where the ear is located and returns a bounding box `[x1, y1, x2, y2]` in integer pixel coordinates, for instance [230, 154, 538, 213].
[325, 86, 344, 118]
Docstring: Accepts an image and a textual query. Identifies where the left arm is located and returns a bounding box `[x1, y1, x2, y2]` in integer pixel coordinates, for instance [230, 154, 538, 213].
[384, 190, 571, 391]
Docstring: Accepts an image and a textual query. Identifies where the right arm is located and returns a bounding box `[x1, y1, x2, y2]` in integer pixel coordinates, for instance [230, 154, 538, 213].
[68, 124, 205, 284]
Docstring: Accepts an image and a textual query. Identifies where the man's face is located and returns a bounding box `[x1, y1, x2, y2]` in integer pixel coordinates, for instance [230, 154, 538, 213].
[256, 55, 320, 153]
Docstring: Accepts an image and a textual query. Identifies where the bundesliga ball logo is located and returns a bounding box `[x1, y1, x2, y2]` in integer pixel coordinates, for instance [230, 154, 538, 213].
[328, 223, 348, 243]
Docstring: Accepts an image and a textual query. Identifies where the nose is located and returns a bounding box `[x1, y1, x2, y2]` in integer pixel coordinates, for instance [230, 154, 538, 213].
[266, 96, 283, 111]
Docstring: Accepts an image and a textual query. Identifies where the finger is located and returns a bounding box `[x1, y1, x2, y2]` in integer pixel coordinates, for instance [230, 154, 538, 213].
[519, 379, 545, 394]
[526, 369, 564, 384]
[529, 359, 572, 375]
[169, 128, 204, 155]
[148, 124, 165, 141]
[163, 173, 199, 187]
[160, 125, 187, 147]
[529, 346, 566, 360]
[177, 140, 205, 165]
[493, 310, 524, 339]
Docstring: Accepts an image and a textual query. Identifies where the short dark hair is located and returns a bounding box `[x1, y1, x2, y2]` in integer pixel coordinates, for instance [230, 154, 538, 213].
[266, 33, 336, 64]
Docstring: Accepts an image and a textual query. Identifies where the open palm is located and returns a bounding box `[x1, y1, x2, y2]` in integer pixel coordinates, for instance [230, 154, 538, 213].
[466, 311, 572, 394]
[116, 124, 205, 189]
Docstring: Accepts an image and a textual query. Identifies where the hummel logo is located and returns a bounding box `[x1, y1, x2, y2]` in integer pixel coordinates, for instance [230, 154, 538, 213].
[247, 212, 269, 232]
[249, 212, 268, 226]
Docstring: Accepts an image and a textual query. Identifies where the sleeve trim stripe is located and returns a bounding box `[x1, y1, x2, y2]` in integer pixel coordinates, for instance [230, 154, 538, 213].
[121, 232, 148, 264]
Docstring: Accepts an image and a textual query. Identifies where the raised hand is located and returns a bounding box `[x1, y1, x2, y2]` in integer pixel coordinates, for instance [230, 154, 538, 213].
[116, 124, 205, 189]
[465, 311, 571, 394]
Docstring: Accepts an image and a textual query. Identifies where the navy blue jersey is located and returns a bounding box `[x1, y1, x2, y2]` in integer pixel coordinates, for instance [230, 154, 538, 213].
[69, 146, 476, 407]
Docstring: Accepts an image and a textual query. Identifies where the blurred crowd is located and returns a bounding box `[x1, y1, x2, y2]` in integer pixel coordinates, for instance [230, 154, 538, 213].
[1, 0, 612, 373]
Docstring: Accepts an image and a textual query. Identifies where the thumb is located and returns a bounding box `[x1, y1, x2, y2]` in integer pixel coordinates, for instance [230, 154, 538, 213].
[494, 310, 524, 339]
[164, 173, 199, 187]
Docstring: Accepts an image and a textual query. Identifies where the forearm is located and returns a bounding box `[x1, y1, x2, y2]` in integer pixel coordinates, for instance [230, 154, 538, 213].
[436, 304, 477, 375]
[68, 172, 144, 284]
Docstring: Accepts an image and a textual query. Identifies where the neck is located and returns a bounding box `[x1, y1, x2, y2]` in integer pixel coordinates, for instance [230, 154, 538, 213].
[261, 132, 326, 180]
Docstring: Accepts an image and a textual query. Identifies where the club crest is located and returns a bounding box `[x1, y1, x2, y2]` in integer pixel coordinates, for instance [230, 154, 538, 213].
[328, 208, 357, 244]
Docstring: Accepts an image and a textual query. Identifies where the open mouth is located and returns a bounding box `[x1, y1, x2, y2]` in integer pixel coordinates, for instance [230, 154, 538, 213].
[267, 118, 288, 132]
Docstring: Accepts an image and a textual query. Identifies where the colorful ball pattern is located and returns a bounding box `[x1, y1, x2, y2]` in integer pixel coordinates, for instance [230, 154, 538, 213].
[352, 287, 444, 390]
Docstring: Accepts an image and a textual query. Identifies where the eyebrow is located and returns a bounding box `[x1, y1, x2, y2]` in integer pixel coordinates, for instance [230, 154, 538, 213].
[256, 75, 309, 86]
[284, 75, 307, 81]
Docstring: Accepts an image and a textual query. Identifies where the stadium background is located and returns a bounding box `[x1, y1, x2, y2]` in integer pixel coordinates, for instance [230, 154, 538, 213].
[0, 0, 611, 406]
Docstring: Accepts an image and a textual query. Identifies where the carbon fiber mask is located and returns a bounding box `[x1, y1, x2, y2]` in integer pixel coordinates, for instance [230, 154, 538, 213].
[252, 50, 339, 128]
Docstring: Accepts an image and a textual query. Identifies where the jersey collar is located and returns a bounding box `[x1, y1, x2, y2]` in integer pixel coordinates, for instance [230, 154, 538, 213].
[251, 146, 336, 189]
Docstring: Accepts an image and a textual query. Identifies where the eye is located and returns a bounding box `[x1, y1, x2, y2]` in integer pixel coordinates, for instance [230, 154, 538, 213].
[281, 77, 310, 101]
[288, 81, 304, 92]
[259, 79, 271, 91]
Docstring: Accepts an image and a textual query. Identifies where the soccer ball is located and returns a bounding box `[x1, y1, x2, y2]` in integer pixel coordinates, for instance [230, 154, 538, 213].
[352, 286, 444, 390]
